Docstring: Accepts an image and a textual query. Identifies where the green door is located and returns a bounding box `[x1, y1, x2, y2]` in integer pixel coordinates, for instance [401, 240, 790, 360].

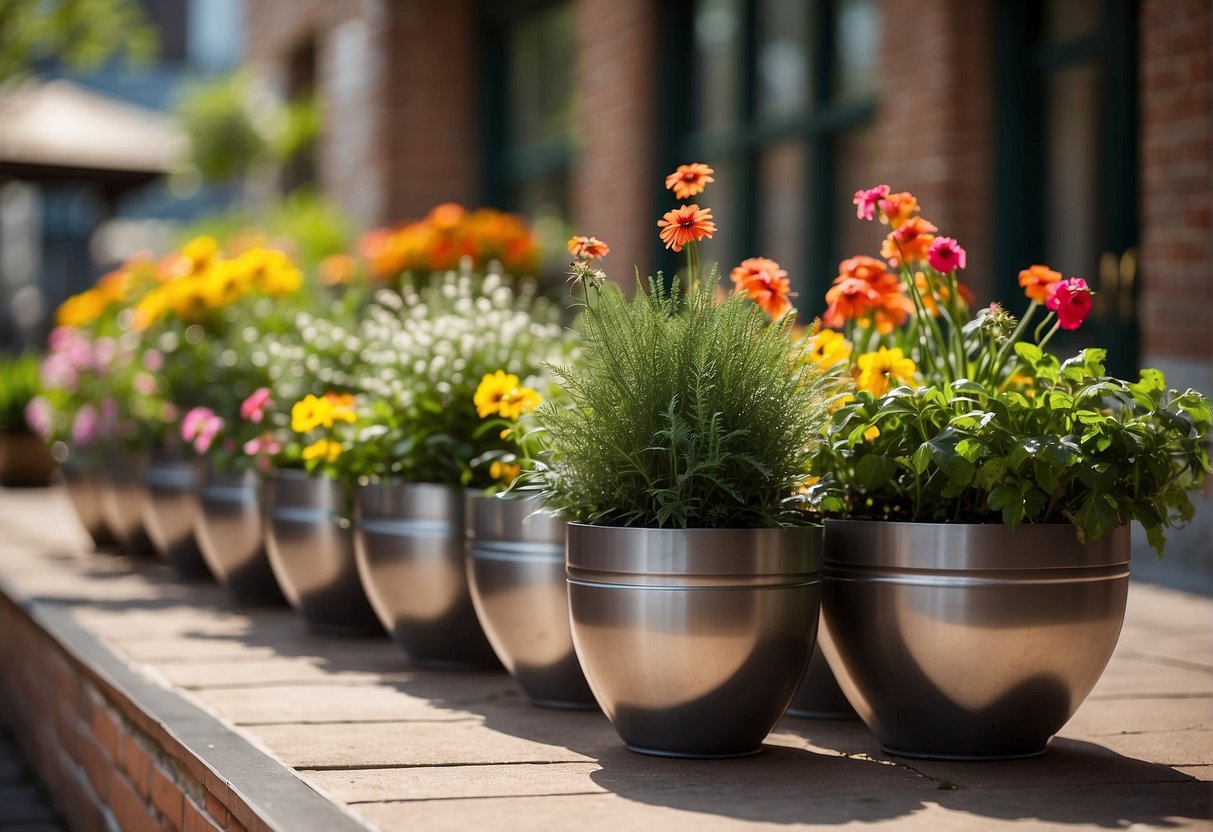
[994, 0, 1140, 376]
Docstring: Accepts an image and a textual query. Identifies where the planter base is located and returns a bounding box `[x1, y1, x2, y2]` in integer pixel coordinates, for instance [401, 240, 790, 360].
[881, 744, 1047, 762]
[787, 707, 858, 720]
[530, 697, 599, 712]
[625, 743, 763, 760]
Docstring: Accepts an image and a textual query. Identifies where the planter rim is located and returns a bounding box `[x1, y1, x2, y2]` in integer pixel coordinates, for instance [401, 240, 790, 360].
[567, 523, 822, 586]
[823, 518, 1130, 571]
[466, 492, 563, 547]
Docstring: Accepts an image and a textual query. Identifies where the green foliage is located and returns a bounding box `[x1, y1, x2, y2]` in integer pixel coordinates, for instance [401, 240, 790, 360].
[0, 0, 156, 82]
[176, 72, 267, 184]
[536, 276, 833, 528]
[0, 352, 40, 432]
[807, 347, 1212, 555]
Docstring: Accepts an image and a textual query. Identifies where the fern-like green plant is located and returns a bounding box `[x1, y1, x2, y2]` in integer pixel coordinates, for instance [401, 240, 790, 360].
[535, 275, 834, 528]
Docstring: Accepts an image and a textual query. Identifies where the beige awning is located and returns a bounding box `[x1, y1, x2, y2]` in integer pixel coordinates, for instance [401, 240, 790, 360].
[0, 78, 187, 180]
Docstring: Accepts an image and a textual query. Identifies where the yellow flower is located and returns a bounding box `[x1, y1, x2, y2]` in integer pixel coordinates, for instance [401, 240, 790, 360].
[133, 288, 168, 331]
[498, 386, 542, 420]
[200, 263, 248, 309]
[291, 394, 327, 433]
[182, 236, 219, 272]
[302, 438, 342, 463]
[489, 460, 521, 485]
[804, 328, 853, 372]
[855, 347, 918, 397]
[241, 249, 302, 297]
[164, 276, 211, 321]
[864, 425, 881, 442]
[475, 371, 521, 418]
[325, 392, 358, 425]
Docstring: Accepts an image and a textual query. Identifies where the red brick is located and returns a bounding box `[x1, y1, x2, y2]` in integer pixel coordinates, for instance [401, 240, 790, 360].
[123, 733, 153, 799]
[202, 789, 229, 828]
[80, 734, 110, 803]
[151, 763, 185, 829]
[184, 797, 224, 832]
[111, 767, 160, 832]
[90, 699, 123, 761]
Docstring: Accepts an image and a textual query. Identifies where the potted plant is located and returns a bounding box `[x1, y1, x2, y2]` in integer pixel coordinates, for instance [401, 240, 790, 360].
[532, 165, 835, 758]
[256, 302, 383, 635]
[0, 352, 56, 487]
[347, 268, 566, 668]
[464, 286, 593, 705]
[805, 186, 1211, 759]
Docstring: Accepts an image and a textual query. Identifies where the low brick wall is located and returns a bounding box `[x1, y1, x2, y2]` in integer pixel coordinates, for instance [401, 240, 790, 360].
[0, 594, 257, 832]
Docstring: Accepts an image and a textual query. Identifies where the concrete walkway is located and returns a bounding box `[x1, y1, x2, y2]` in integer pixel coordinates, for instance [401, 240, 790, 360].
[0, 486, 1209, 831]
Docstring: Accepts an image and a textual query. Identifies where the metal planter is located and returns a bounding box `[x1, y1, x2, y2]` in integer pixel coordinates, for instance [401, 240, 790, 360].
[821, 519, 1130, 760]
[466, 494, 594, 708]
[98, 448, 155, 555]
[786, 627, 857, 720]
[141, 447, 210, 578]
[567, 524, 823, 758]
[61, 457, 117, 547]
[193, 461, 285, 605]
[354, 481, 498, 668]
[264, 468, 382, 636]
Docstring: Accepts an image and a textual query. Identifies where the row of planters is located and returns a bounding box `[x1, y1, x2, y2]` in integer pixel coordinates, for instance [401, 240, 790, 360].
[21, 171, 1211, 763]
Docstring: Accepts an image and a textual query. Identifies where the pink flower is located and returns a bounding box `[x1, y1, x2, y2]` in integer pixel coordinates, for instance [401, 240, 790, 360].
[853, 184, 891, 221]
[1046, 277, 1094, 331]
[48, 326, 75, 354]
[71, 405, 98, 446]
[927, 237, 966, 273]
[182, 406, 224, 452]
[91, 337, 116, 373]
[240, 387, 272, 424]
[142, 349, 164, 372]
[243, 434, 282, 458]
[134, 373, 157, 396]
[25, 397, 53, 440]
[40, 353, 78, 392]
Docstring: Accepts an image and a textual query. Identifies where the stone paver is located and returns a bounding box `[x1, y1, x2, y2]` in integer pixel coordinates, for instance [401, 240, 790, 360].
[0, 485, 1210, 831]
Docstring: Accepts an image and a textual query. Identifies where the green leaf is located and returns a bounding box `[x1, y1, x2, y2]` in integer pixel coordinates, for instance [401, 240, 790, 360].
[854, 455, 897, 492]
[1075, 492, 1121, 541]
[1014, 342, 1043, 365]
[988, 484, 1025, 529]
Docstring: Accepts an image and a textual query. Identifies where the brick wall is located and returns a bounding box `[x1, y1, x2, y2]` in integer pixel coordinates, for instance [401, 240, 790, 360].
[1138, 0, 1213, 369]
[0, 597, 259, 832]
[875, 0, 994, 299]
[570, 0, 659, 281]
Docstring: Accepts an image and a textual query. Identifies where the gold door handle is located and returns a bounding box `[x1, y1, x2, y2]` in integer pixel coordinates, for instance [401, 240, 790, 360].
[1118, 247, 1137, 322]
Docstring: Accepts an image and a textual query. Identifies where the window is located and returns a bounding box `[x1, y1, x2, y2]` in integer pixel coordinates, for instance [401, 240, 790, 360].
[481, 1, 575, 242]
[664, 0, 880, 308]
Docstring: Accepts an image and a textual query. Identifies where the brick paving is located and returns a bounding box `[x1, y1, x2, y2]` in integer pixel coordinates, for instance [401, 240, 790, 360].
[0, 727, 66, 831]
[0, 485, 1209, 831]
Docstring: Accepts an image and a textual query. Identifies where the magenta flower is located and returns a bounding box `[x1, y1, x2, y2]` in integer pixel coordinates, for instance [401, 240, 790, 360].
[853, 184, 891, 221]
[71, 404, 98, 446]
[927, 237, 967, 273]
[243, 433, 283, 462]
[25, 397, 53, 440]
[40, 353, 78, 392]
[240, 387, 273, 424]
[1046, 277, 1094, 331]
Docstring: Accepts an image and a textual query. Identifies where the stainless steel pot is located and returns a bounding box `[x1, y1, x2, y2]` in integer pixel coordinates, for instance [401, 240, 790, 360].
[61, 456, 117, 547]
[567, 524, 822, 758]
[821, 519, 1130, 760]
[194, 461, 285, 605]
[354, 481, 498, 668]
[264, 468, 382, 636]
[98, 448, 155, 555]
[786, 628, 857, 720]
[141, 447, 210, 578]
[466, 494, 594, 708]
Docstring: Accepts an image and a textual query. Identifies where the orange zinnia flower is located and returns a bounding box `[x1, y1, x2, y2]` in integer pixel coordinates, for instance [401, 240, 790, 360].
[567, 235, 610, 260]
[823, 277, 881, 328]
[880, 216, 938, 267]
[878, 192, 920, 229]
[665, 163, 715, 200]
[1018, 264, 1062, 304]
[657, 204, 716, 252]
[730, 257, 795, 320]
[837, 255, 894, 286]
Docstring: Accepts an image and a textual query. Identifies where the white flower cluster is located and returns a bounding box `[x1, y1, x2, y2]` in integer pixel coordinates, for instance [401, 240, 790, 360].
[357, 270, 566, 413]
[255, 313, 363, 404]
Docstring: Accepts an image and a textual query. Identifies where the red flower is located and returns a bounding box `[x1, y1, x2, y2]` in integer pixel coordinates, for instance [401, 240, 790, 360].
[927, 236, 967, 273]
[657, 204, 717, 252]
[1046, 277, 1094, 330]
[853, 185, 890, 221]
